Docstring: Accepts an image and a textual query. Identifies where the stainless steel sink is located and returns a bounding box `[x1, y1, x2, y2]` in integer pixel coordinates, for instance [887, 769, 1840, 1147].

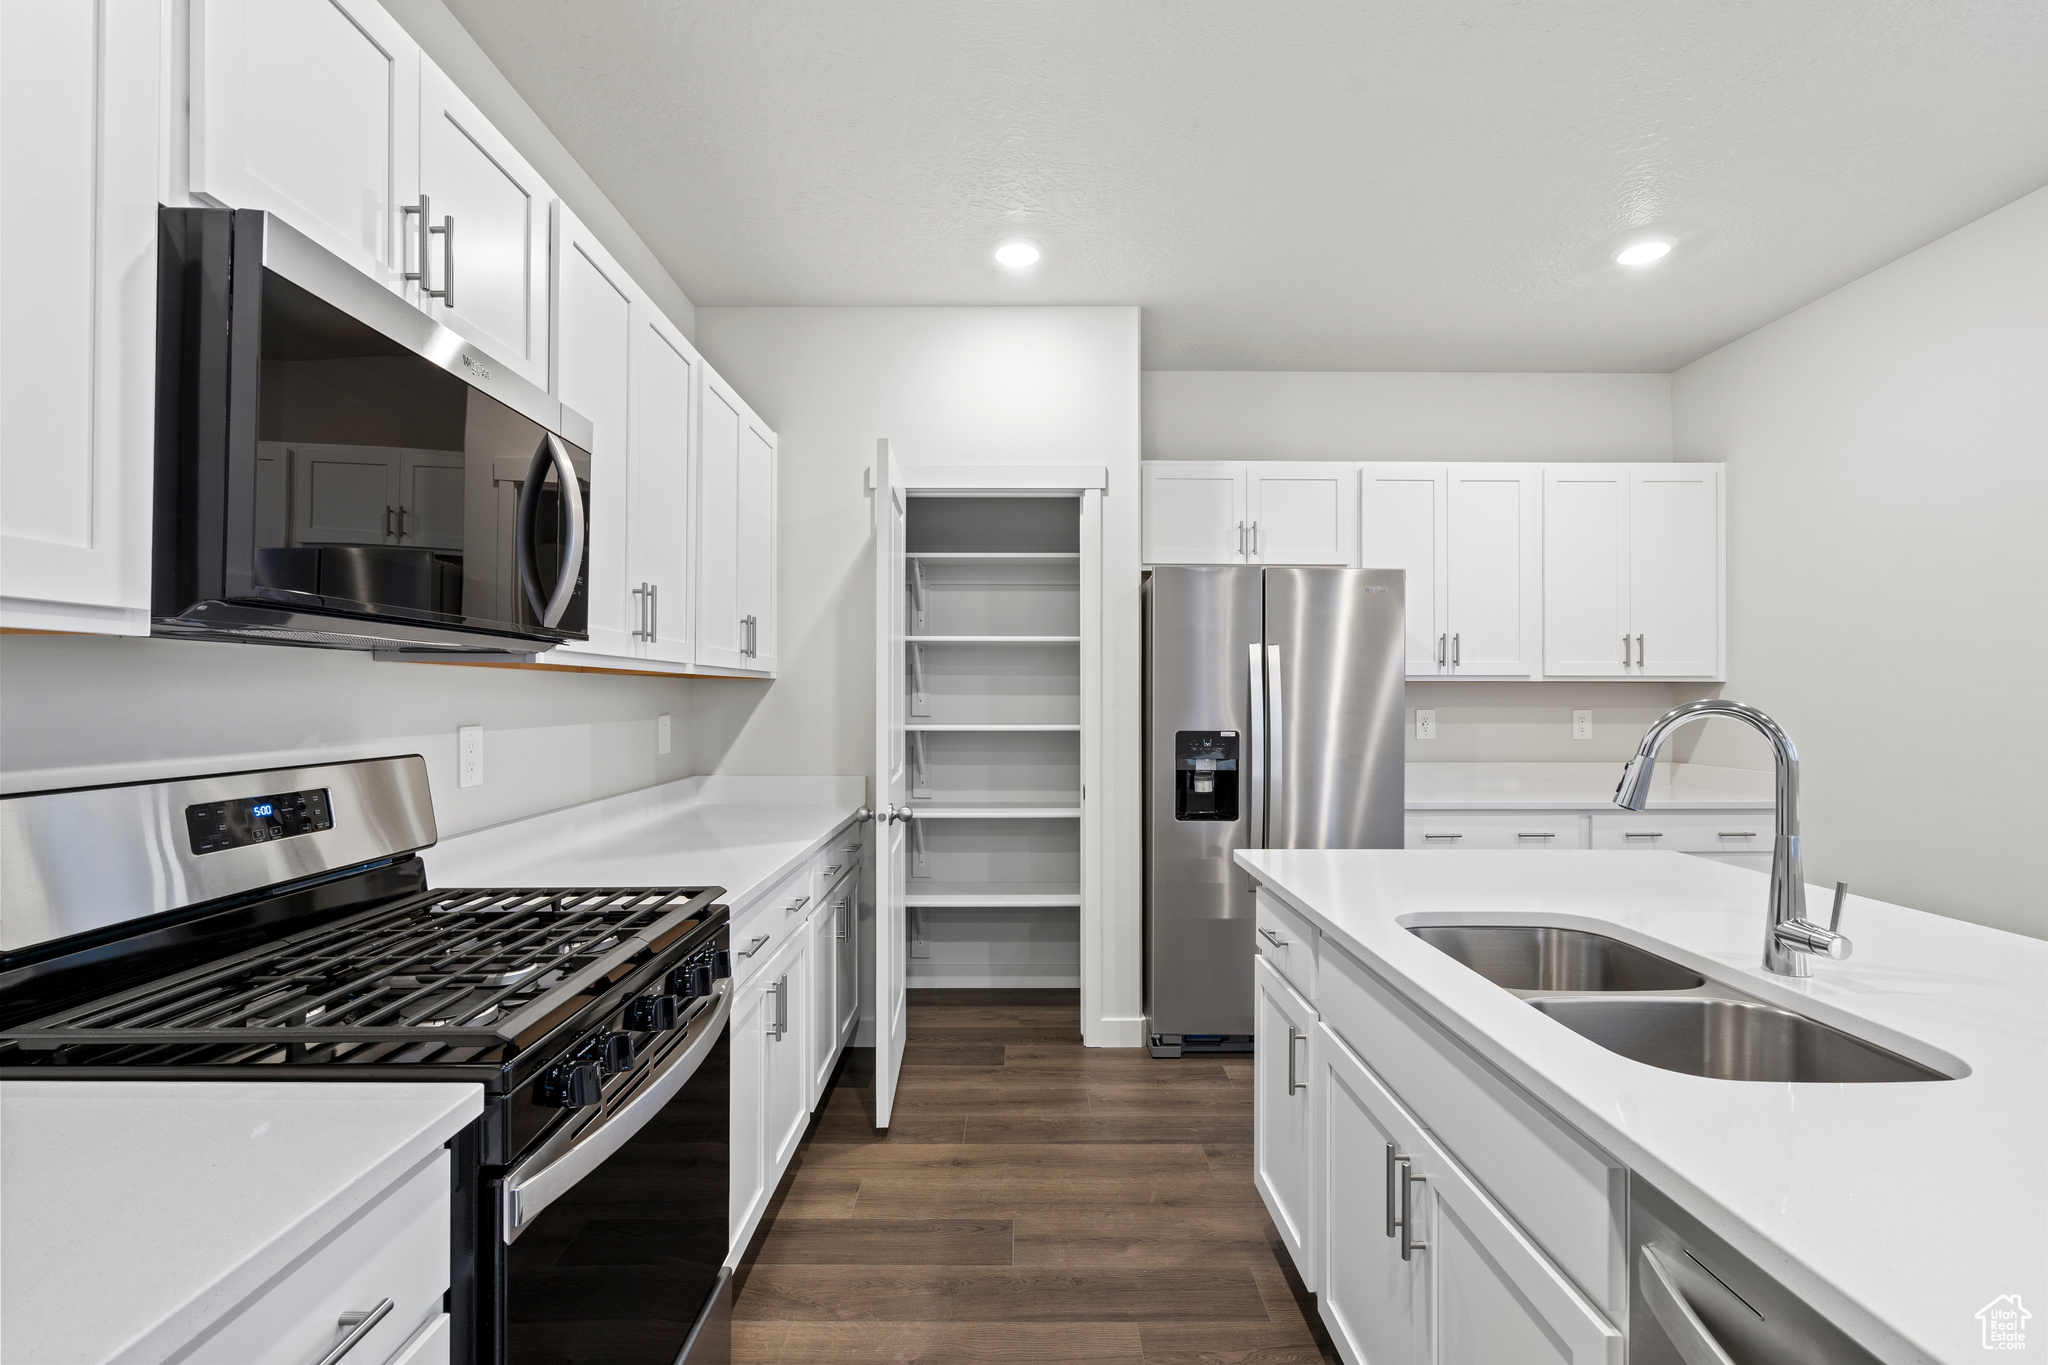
[1409, 925, 1705, 992]
[1528, 997, 1952, 1083]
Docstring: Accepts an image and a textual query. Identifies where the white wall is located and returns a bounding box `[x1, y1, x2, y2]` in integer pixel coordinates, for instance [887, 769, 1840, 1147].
[1674, 187, 2048, 939]
[1143, 371, 1671, 462]
[692, 306, 1144, 1043]
[0, 635, 700, 839]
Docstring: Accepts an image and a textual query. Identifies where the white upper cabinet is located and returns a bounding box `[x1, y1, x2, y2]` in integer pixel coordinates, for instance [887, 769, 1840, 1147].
[1141, 462, 1246, 563]
[1545, 465, 1721, 679]
[1360, 464, 1447, 675]
[627, 312, 698, 663]
[190, 0, 419, 292]
[1248, 463, 1358, 565]
[1445, 464, 1541, 677]
[416, 58, 553, 388]
[1, 0, 160, 634]
[1142, 462, 1357, 565]
[549, 202, 637, 659]
[697, 367, 777, 674]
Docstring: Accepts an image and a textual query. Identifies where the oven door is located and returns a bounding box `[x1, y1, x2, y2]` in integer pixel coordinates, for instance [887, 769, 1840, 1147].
[154, 207, 593, 652]
[492, 983, 732, 1365]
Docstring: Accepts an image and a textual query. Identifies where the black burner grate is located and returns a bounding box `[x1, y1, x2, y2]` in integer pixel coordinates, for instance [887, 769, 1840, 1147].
[0, 886, 717, 1068]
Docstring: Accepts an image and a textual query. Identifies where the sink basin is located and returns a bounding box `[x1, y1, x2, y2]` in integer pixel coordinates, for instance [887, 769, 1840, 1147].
[1528, 997, 1953, 1083]
[1410, 925, 1705, 992]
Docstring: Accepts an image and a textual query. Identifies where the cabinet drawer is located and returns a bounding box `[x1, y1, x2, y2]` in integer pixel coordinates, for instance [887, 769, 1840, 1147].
[813, 827, 865, 904]
[731, 861, 816, 986]
[182, 1149, 450, 1365]
[1317, 941, 1626, 1318]
[387, 1313, 451, 1365]
[1255, 889, 1317, 1000]
[1407, 811, 1588, 850]
[1591, 809, 1769, 855]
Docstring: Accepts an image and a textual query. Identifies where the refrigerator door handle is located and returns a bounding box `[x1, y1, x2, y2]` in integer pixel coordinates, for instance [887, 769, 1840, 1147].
[1247, 641, 1266, 848]
[1265, 643, 1284, 847]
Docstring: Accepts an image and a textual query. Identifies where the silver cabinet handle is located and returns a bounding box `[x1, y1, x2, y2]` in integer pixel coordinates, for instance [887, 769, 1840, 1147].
[1625, 831, 1662, 840]
[786, 896, 810, 914]
[1437, 633, 1447, 668]
[741, 613, 758, 658]
[1451, 632, 1460, 668]
[1385, 1143, 1400, 1238]
[1400, 1161, 1425, 1261]
[313, 1299, 393, 1365]
[385, 506, 398, 539]
[1636, 633, 1646, 668]
[1250, 520, 1259, 555]
[631, 583, 650, 641]
[1286, 1025, 1307, 1095]
[772, 973, 789, 1038]
[1639, 1245, 1740, 1365]
[1257, 925, 1289, 949]
[403, 196, 453, 305]
[1624, 633, 1632, 668]
[395, 505, 410, 540]
[436, 212, 455, 308]
[1237, 521, 1246, 556]
[738, 933, 770, 958]
[1718, 831, 1757, 839]
[647, 582, 657, 642]
[1423, 832, 1462, 842]
[841, 839, 862, 851]
[1517, 832, 1555, 840]
[823, 864, 843, 877]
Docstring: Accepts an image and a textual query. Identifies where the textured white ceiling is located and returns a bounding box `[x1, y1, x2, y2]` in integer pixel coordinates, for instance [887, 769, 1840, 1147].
[445, 1, 2048, 371]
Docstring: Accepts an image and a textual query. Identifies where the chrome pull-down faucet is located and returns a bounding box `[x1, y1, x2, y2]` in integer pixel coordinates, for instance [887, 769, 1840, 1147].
[1615, 699, 1852, 977]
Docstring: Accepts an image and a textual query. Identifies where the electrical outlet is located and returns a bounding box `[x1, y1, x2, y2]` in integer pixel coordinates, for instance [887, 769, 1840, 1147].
[1415, 709, 1436, 741]
[1572, 709, 1593, 741]
[657, 714, 672, 755]
[457, 726, 484, 788]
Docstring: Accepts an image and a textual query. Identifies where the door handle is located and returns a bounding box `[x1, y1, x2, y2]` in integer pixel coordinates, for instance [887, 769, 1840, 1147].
[403, 196, 453, 305]
[1286, 1026, 1307, 1095]
[631, 583, 649, 641]
[1249, 520, 1259, 556]
[1451, 632, 1460, 668]
[648, 582, 658, 642]
[786, 896, 810, 914]
[1247, 642, 1266, 849]
[1237, 521, 1246, 557]
[1636, 633, 1646, 668]
[1437, 633, 1446, 669]
[396, 505, 410, 540]
[773, 973, 790, 1038]
[312, 1299, 394, 1365]
[1257, 925, 1289, 949]
[1400, 1161, 1425, 1261]
[1624, 633, 1633, 669]
[384, 506, 398, 539]
[1265, 644, 1284, 843]
[516, 433, 586, 628]
[741, 614, 758, 657]
[738, 933, 770, 958]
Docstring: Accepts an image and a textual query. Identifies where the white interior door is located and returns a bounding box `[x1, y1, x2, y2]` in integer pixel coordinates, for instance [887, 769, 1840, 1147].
[1445, 464, 1540, 676]
[1247, 462, 1357, 565]
[630, 314, 697, 661]
[872, 443, 910, 1128]
[1360, 464, 1448, 676]
[417, 57, 552, 388]
[1542, 467, 1631, 677]
[549, 202, 635, 657]
[695, 370, 746, 669]
[1142, 462, 1246, 563]
[191, 0, 419, 291]
[1629, 465, 1720, 677]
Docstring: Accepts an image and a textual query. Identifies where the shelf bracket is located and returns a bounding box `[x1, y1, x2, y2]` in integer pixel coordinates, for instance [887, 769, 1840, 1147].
[908, 557, 929, 633]
[910, 641, 931, 717]
[907, 811, 930, 877]
[909, 729, 932, 799]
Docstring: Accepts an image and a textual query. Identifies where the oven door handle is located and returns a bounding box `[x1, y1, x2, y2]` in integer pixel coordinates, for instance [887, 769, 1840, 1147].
[502, 979, 730, 1241]
[515, 432, 587, 629]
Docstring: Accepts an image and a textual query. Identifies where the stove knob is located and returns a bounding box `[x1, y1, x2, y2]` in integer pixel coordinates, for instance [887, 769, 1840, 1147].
[712, 949, 732, 980]
[544, 1061, 602, 1110]
[627, 993, 677, 1031]
[666, 964, 702, 1000]
[599, 1031, 635, 1075]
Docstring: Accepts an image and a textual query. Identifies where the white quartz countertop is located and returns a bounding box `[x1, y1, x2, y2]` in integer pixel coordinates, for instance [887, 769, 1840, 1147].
[422, 775, 866, 911]
[0, 1081, 480, 1365]
[1405, 761, 1772, 809]
[1234, 848, 2045, 1365]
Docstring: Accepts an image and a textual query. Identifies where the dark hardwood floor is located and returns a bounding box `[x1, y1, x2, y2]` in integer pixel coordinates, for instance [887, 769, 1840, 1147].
[733, 989, 1338, 1364]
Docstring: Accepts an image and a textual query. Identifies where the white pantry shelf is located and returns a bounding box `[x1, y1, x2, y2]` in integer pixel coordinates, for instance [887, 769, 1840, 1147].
[904, 635, 1081, 645]
[906, 803, 1082, 820]
[908, 552, 1080, 562]
[902, 881, 1083, 908]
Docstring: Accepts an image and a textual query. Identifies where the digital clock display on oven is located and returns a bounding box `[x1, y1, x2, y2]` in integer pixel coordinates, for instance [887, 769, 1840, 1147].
[184, 788, 333, 856]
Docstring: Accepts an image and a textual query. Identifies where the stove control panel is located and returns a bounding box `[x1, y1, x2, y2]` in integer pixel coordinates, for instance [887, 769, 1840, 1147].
[185, 787, 333, 856]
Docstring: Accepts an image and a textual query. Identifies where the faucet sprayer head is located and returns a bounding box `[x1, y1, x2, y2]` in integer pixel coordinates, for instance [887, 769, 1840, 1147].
[1614, 753, 1655, 811]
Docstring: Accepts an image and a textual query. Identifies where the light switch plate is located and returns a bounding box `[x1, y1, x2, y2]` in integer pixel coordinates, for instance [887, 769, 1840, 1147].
[457, 726, 484, 787]
[657, 714, 672, 755]
[1572, 709, 1593, 741]
[1415, 709, 1436, 741]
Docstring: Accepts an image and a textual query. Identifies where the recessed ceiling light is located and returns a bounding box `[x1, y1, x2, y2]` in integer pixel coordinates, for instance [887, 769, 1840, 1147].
[994, 240, 1041, 269]
[1615, 241, 1673, 266]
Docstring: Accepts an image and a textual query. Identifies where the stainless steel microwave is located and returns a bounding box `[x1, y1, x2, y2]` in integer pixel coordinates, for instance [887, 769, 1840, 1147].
[153, 207, 591, 652]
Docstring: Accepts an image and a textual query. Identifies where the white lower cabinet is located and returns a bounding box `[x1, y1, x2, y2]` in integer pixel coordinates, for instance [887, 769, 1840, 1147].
[809, 865, 861, 1106]
[728, 963, 770, 1250]
[760, 932, 811, 1178]
[1259, 918, 1626, 1365]
[1253, 957, 1319, 1290]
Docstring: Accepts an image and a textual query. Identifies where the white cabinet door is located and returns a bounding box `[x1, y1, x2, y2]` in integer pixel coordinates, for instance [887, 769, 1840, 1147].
[728, 972, 768, 1255]
[1, 0, 159, 634]
[1445, 464, 1540, 677]
[1253, 957, 1319, 1291]
[737, 407, 778, 673]
[416, 57, 552, 389]
[1319, 1023, 1425, 1365]
[807, 895, 839, 1107]
[294, 445, 401, 545]
[1629, 465, 1720, 678]
[1248, 463, 1357, 565]
[629, 312, 698, 662]
[833, 878, 861, 1048]
[549, 202, 637, 658]
[1360, 464, 1448, 677]
[762, 935, 811, 1176]
[1542, 467, 1631, 677]
[1142, 462, 1246, 564]
[395, 449, 466, 551]
[191, 0, 419, 292]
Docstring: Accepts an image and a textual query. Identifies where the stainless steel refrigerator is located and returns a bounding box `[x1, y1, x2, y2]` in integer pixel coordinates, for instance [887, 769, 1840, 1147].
[1143, 566, 1406, 1056]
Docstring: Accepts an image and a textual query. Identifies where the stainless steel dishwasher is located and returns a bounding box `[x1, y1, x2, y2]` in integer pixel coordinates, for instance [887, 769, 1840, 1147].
[1631, 1181, 1883, 1364]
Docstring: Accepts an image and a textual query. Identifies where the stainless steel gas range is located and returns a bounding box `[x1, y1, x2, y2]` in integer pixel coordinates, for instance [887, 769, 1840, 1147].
[0, 755, 733, 1365]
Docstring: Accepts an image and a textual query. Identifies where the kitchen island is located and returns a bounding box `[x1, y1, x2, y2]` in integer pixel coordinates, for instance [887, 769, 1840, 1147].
[1235, 847, 2044, 1364]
